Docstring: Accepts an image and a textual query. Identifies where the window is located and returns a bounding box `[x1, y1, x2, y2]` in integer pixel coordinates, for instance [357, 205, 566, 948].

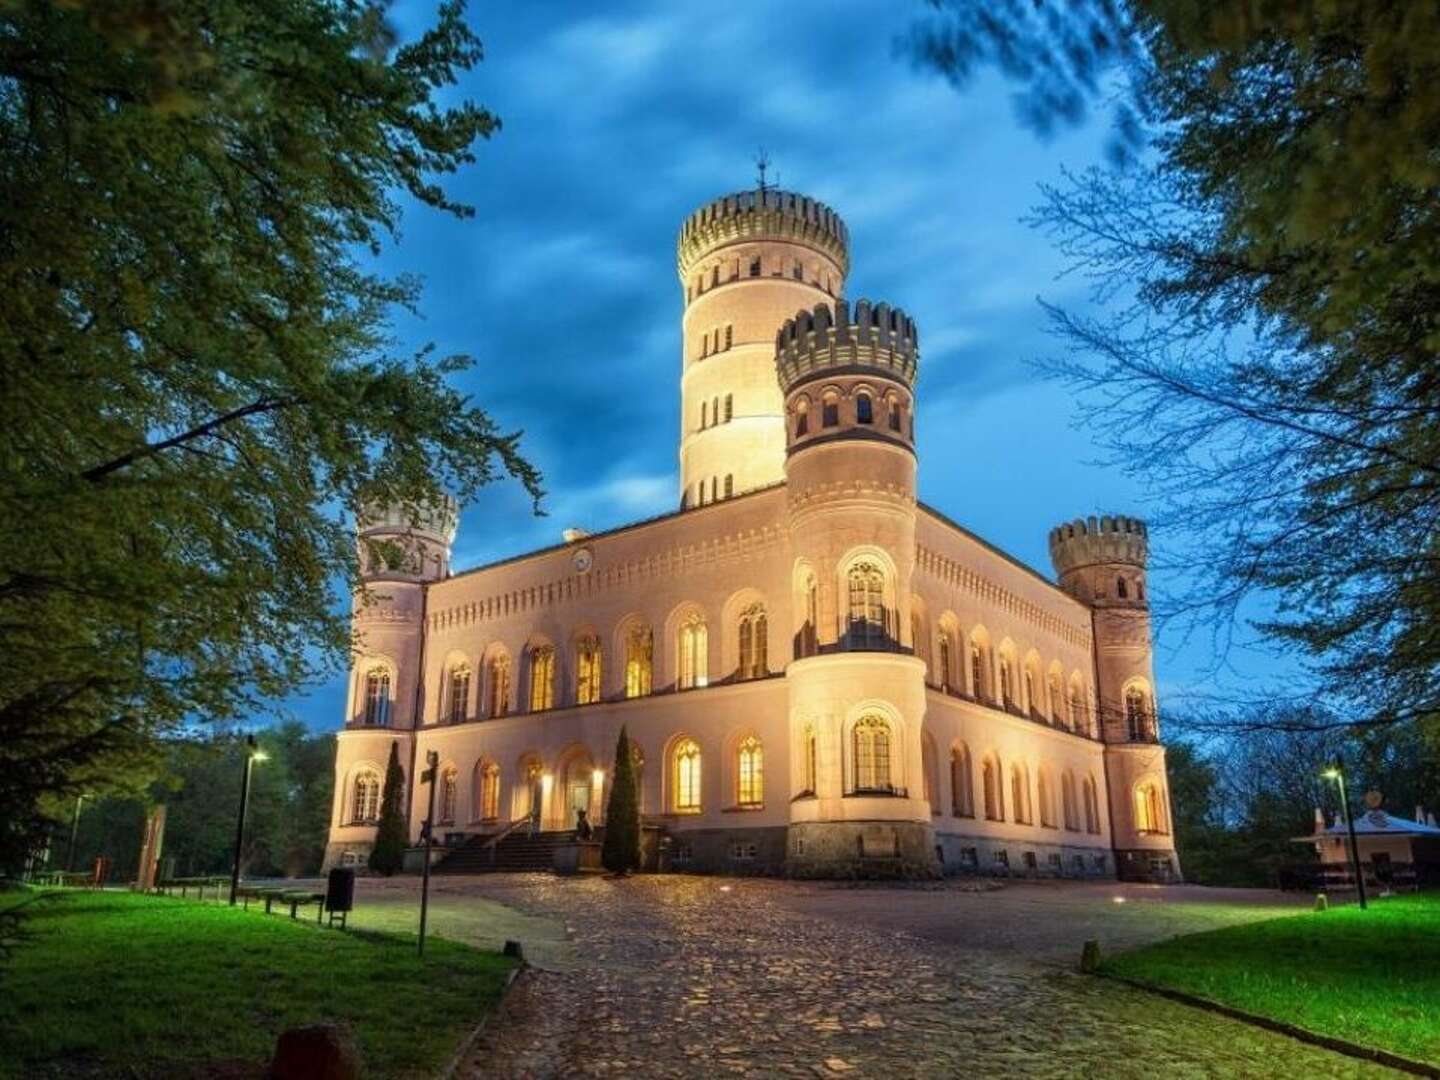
[937, 632, 953, 691]
[737, 603, 768, 679]
[1024, 851, 1038, 871]
[792, 259, 804, 280]
[1070, 684, 1088, 736]
[678, 613, 708, 689]
[710, 476, 718, 503]
[737, 735, 763, 806]
[799, 573, 819, 658]
[362, 669, 390, 726]
[889, 400, 902, 431]
[1117, 576, 1129, 599]
[352, 772, 381, 823]
[724, 393, 733, 422]
[856, 393, 873, 424]
[439, 766, 458, 824]
[724, 325, 733, 350]
[478, 762, 500, 820]
[701, 401, 708, 428]
[487, 655, 510, 717]
[1125, 686, 1154, 741]
[711, 265, 719, 288]
[999, 657, 1015, 709]
[852, 715, 892, 793]
[527, 645, 554, 712]
[822, 398, 839, 427]
[749, 255, 761, 277]
[951, 744, 974, 817]
[801, 723, 817, 794]
[447, 665, 470, 724]
[730, 841, 758, 861]
[970, 642, 987, 699]
[724, 474, 733, 499]
[795, 402, 809, 437]
[673, 738, 701, 812]
[1062, 773, 1079, 831]
[846, 561, 887, 648]
[1010, 765, 1031, 824]
[624, 624, 653, 697]
[1135, 782, 1166, 833]
[1038, 771, 1055, 828]
[575, 635, 602, 705]
[982, 756, 1003, 820]
[1083, 777, 1100, 833]
[1049, 673, 1065, 727]
[1024, 669, 1037, 715]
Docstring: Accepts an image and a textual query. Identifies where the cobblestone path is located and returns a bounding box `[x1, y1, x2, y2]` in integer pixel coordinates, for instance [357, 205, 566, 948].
[451, 875, 1396, 1079]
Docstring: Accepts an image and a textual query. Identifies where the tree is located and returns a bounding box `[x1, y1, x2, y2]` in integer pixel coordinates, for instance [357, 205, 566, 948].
[601, 726, 642, 876]
[0, 0, 542, 870]
[369, 741, 407, 877]
[907, 3, 1440, 738]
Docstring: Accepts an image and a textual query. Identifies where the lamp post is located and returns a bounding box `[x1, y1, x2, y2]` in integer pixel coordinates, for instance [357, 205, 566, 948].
[229, 735, 268, 905]
[1322, 761, 1367, 910]
[66, 793, 87, 872]
[418, 750, 438, 957]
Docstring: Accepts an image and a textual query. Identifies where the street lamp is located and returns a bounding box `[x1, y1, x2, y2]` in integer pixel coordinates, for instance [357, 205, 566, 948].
[66, 793, 87, 872]
[229, 735, 268, 905]
[1322, 761, 1367, 910]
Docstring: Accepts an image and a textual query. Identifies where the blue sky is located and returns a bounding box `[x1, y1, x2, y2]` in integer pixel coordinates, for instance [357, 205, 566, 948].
[281, 1, 1288, 731]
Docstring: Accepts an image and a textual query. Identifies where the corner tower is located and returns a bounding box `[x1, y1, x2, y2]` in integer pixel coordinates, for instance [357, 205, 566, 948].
[1049, 516, 1180, 882]
[778, 300, 935, 876]
[676, 188, 849, 507]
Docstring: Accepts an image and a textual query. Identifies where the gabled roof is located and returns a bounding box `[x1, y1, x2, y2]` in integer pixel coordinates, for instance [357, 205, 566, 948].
[1300, 809, 1440, 841]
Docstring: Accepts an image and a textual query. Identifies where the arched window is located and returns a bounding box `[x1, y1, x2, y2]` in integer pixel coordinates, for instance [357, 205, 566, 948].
[801, 723, 817, 794]
[447, 665, 470, 724]
[673, 738, 701, 812]
[724, 325, 733, 351]
[575, 636, 602, 705]
[439, 766, 458, 824]
[822, 395, 839, 427]
[1037, 771, 1055, 828]
[363, 669, 391, 726]
[951, 744, 974, 817]
[711, 265, 719, 288]
[1135, 782, 1166, 833]
[795, 399, 809, 437]
[1125, 686, 1154, 741]
[352, 771, 380, 823]
[712, 396, 720, 426]
[1117, 576, 1129, 599]
[1049, 673, 1065, 727]
[937, 632, 954, 691]
[1023, 668, 1038, 716]
[1010, 764, 1031, 824]
[701, 400, 708, 428]
[1070, 683, 1089, 736]
[982, 756, 1003, 820]
[749, 255, 761, 277]
[624, 624, 653, 698]
[724, 474, 733, 498]
[1083, 777, 1100, 833]
[1061, 772, 1079, 831]
[888, 399, 902, 432]
[478, 762, 500, 821]
[998, 657, 1015, 709]
[737, 604, 768, 680]
[846, 561, 887, 648]
[851, 715, 892, 793]
[724, 393, 733, 421]
[856, 392, 873, 424]
[678, 613, 708, 690]
[737, 735, 763, 807]
[487, 655, 510, 718]
[970, 641, 988, 700]
[527, 645, 555, 712]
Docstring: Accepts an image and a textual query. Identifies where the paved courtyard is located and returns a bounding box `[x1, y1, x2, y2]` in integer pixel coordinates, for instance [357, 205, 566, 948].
[340, 874, 1398, 1078]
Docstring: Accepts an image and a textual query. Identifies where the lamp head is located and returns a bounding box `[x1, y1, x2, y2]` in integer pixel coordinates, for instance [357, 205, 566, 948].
[1322, 767, 1340, 780]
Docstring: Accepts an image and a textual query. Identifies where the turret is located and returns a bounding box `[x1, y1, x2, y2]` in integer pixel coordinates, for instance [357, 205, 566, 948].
[1049, 514, 1180, 882]
[780, 299, 933, 876]
[676, 188, 850, 508]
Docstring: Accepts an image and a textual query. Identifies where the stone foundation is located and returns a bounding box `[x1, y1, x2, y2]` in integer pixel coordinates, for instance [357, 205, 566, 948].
[321, 841, 373, 874]
[934, 828, 1115, 879]
[785, 820, 940, 879]
[661, 825, 788, 875]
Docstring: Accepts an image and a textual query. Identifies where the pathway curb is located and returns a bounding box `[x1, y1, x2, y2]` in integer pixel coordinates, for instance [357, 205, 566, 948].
[440, 961, 528, 1080]
[1097, 972, 1439, 1078]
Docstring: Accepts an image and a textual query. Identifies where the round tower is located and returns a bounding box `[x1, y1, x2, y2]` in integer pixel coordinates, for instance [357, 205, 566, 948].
[778, 299, 935, 877]
[324, 498, 457, 870]
[1049, 516, 1180, 882]
[676, 188, 849, 508]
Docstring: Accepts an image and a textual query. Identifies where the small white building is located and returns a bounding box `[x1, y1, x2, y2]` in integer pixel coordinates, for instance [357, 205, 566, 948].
[1300, 806, 1440, 888]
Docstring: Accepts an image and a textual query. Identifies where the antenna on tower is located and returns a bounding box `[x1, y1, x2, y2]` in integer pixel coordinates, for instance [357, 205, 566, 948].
[755, 147, 773, 193]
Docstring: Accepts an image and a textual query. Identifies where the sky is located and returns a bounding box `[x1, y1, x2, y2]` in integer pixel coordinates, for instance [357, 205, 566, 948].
[281, 0, 1289, 732]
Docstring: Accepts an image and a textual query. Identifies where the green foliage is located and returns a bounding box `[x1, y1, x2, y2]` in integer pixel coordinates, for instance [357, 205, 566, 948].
[0, 0, 542, 871]
[369, 740, 407, 877]
[0, 890, 515, 1078]
[1102, 894, 1440, 1065]
[601, 726, 641, 875]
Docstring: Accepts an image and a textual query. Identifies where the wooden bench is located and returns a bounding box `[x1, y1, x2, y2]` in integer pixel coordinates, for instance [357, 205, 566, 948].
[236, 886, 327, 922]
[157, 876, 229, 901]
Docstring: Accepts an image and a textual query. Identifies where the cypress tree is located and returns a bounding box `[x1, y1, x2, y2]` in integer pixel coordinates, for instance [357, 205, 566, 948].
[369, 740, 408, 877]
[601, 726, 642, 876]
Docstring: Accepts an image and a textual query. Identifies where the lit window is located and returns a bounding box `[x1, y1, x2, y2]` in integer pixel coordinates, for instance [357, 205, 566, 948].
[795, 401, 809, 437]
[737, 735, 763, 806]
[938, 633, 953, 691]
[478, 762, 500, 821]
[1135, 782, 1166, 833]
[846, 562, 887, 648]
[856, 393, 873, 424]
[352, 772, 381, 823]
[1125, 686, 1154, 741]
[439, 767, 458, 824]
[487, 655, 510, 717]
[852, 715, 892, 793]
[363, 669, 391, 726]
[447, 665, 470, 724]
[738, 603, 768, 679]
[678, 613, 708, 689]
[674, 738, 701, 812]
[970, 642, 987, 699]
[951, 744, 974, 817]
[801, 724, 817, 794]
[576, 635, 602, 705]
[982, 757, 1003, 820]
[1010, 764, 1030, 824]
[624, 624, 653, 698]
[527, 645, 554, 712]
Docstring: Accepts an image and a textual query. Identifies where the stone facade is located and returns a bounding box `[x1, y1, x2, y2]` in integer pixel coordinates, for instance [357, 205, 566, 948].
[324, 185, 1181, 881]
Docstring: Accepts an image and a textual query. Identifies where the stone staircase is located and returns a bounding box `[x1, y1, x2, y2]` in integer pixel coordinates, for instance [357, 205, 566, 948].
[433, 828, 575, 874]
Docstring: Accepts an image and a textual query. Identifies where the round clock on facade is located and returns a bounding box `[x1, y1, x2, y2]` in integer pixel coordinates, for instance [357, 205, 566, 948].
[572, 547, 593, 573]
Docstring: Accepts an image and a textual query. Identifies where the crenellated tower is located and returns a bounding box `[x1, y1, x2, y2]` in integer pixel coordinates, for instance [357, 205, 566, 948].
[778, 299, 935, 876]
[676, 188, 849, 508]
[1049, 516, 1180, 881]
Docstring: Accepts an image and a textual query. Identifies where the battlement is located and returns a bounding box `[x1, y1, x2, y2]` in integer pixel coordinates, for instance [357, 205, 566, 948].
[677, 188, 849, 277]
[775, 300, 918, 392]
[357, 496, 459, 545]
[1048, 515, 1148, 576]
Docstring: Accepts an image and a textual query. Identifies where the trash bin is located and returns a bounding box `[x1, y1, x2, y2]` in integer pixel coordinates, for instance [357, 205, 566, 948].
[325, 867, 355, 928]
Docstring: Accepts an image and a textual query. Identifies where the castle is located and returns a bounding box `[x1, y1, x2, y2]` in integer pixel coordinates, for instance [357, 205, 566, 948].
[323, 186, 1180, 881]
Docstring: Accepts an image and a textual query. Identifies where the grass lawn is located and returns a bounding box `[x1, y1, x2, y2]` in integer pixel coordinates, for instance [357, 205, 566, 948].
[0, 887, 516, 1079]
[1101, 892, 1440, 1065]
